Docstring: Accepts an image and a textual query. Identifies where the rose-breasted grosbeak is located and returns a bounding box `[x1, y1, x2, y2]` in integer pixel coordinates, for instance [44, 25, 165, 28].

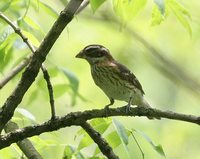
[76, 44, 155, 119]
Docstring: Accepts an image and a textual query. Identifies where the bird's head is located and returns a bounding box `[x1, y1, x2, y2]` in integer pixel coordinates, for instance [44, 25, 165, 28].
[76, 44, 114, 65]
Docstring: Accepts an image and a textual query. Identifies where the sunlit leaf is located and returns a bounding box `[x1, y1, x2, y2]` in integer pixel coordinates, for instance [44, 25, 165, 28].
[63, 145, 75, 159]
[113, 0, 147, 25]
[16, 108, 36, 121]
[90, 0, 106, 12]
[154, 0, 165, 15]
[23, 16, 42, 31]
[167, 0, 192, 36]
[0, 0, 13, 12]
[90, 118, 112, 134]
[77, 120, 111, 151]
[60, 67, 79, 106]
[23, 0, 31, 17]
[54, 83, 69, 98]
[113, 119, 128, 145]
[77, 134, 93, 150]
[63, 145, 85, 159]
[0, 33, 16, 70]
[27, 88, 39, 105]
[39, 1, 59, 18]
[151, 4, 165, 26]
[94, 131, 120, 155]
[77, 119, 111, 137]
[0, 26, 15, 45]
[88, 157, 106, 159]
[134, 129, 166, 157]
[22, 30, 40, 47]
[113, 119, 130, 157]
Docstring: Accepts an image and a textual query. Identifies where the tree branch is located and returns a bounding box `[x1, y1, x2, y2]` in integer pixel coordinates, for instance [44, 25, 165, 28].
[0, 55, 32, 89]
[0, 106, 199, 149]
[4, 121, 43, 159]
[0, 0, 84, 132]
[0, 12, 56, 119]
[80, 121, 119, 159]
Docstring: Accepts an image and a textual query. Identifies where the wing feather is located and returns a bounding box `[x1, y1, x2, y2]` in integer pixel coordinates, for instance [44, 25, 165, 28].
[113, 61, 145, 94]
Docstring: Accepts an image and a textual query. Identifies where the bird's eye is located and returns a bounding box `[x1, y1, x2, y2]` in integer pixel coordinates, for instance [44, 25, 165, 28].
[96, 51, 105, 57]
[86, 49, 105, 58]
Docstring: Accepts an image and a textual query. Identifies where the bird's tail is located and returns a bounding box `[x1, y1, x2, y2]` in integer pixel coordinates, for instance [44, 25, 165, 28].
[133, 98, 160, 120]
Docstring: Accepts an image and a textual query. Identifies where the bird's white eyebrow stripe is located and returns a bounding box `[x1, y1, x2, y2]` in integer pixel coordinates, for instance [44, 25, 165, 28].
[85, 45, 100, 51]
[101, 47, 108, 52]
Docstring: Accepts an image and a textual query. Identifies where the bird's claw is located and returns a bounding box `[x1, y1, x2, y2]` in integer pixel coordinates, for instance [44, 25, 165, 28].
[125, 104, 131, 114]
[104, 105, 110, 117]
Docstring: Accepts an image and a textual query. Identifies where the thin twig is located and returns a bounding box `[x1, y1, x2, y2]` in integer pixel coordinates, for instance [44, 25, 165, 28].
[81, 121, 119, 159]
[0, 0, 84, 132]
[4, 121, 43, 159]
[0, 106, 200, 149]
[0, 12, 56, 119]
[0, 55, 32, 89]
[130, 131, 144, 159]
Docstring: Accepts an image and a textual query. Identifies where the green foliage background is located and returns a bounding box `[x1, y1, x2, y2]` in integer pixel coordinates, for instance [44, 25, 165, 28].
[0, 0, 200, 158]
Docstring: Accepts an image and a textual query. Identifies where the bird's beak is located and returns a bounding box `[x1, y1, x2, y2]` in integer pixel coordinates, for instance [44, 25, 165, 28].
[75, 50, 85, 59]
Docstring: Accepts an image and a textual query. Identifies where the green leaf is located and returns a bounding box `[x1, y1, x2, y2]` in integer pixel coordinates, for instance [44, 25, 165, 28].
[113, 0, 147, 25]
[77, 134, 93, 150]
[27, 88, 39, 105]
[78, 119, 111, 153]
[154, 0, 165, 15]
[22, 30, 40, 47]
[63, 145, 85, 159]
[0, 0, 13, 12]
[151, 4, 165, 26]
[0, 33, 16, 70]
[89, 118, 112, 134]
[88, 157, 106, 159]
[63, 145, 75, 159]
[77, 119, 111, 136]
[54, 83, 69, 98]
[167, 0, 192, 36]
[38, 1, 59, 18]
[60, 67, 79, 106]
[112, 119, 130, 157]
[16, 108, 36, 121]
[0, 27, 15, 45]
[113, 119, 128, 145]
[134, 129, 166, 157]
[23, 16, 42, 32]
[90, 0, 106, 12]
[94, 131, 121, 155]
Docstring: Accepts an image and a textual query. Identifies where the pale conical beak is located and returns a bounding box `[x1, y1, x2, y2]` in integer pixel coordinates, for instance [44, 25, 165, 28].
[75, 50, 85, 58]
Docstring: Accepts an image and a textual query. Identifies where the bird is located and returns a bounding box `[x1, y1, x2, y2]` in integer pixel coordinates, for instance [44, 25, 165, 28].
[76, 44, 157, 119]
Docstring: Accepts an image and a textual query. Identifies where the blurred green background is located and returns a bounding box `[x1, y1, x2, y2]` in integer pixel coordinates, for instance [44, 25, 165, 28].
[0, 0, 200, 158]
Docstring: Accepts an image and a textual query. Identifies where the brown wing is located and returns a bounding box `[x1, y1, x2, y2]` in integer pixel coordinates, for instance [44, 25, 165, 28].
[114, 61, 145, 94]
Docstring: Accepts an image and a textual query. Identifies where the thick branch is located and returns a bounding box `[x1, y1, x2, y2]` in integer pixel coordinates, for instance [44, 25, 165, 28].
[0, 106, 199, 149]
[0, 0, 84, 132]
[0, 0, 87, 89]
[4, 122, 43, 159]
[0, 12, 56, 118]
[81, 121, 119, 159]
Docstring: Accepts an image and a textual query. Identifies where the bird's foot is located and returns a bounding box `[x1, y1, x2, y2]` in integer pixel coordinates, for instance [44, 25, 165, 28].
[125, 104, 131, 114]
[104, 105, 110, 117]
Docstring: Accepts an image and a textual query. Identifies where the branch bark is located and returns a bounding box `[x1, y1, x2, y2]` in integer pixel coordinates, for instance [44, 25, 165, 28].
[0, 11, 56, 119]
[81, 121, 119, 159]
[4, 122, 43, 159]
[0, 106, 199, 149]
[0, 0, 84, 132]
